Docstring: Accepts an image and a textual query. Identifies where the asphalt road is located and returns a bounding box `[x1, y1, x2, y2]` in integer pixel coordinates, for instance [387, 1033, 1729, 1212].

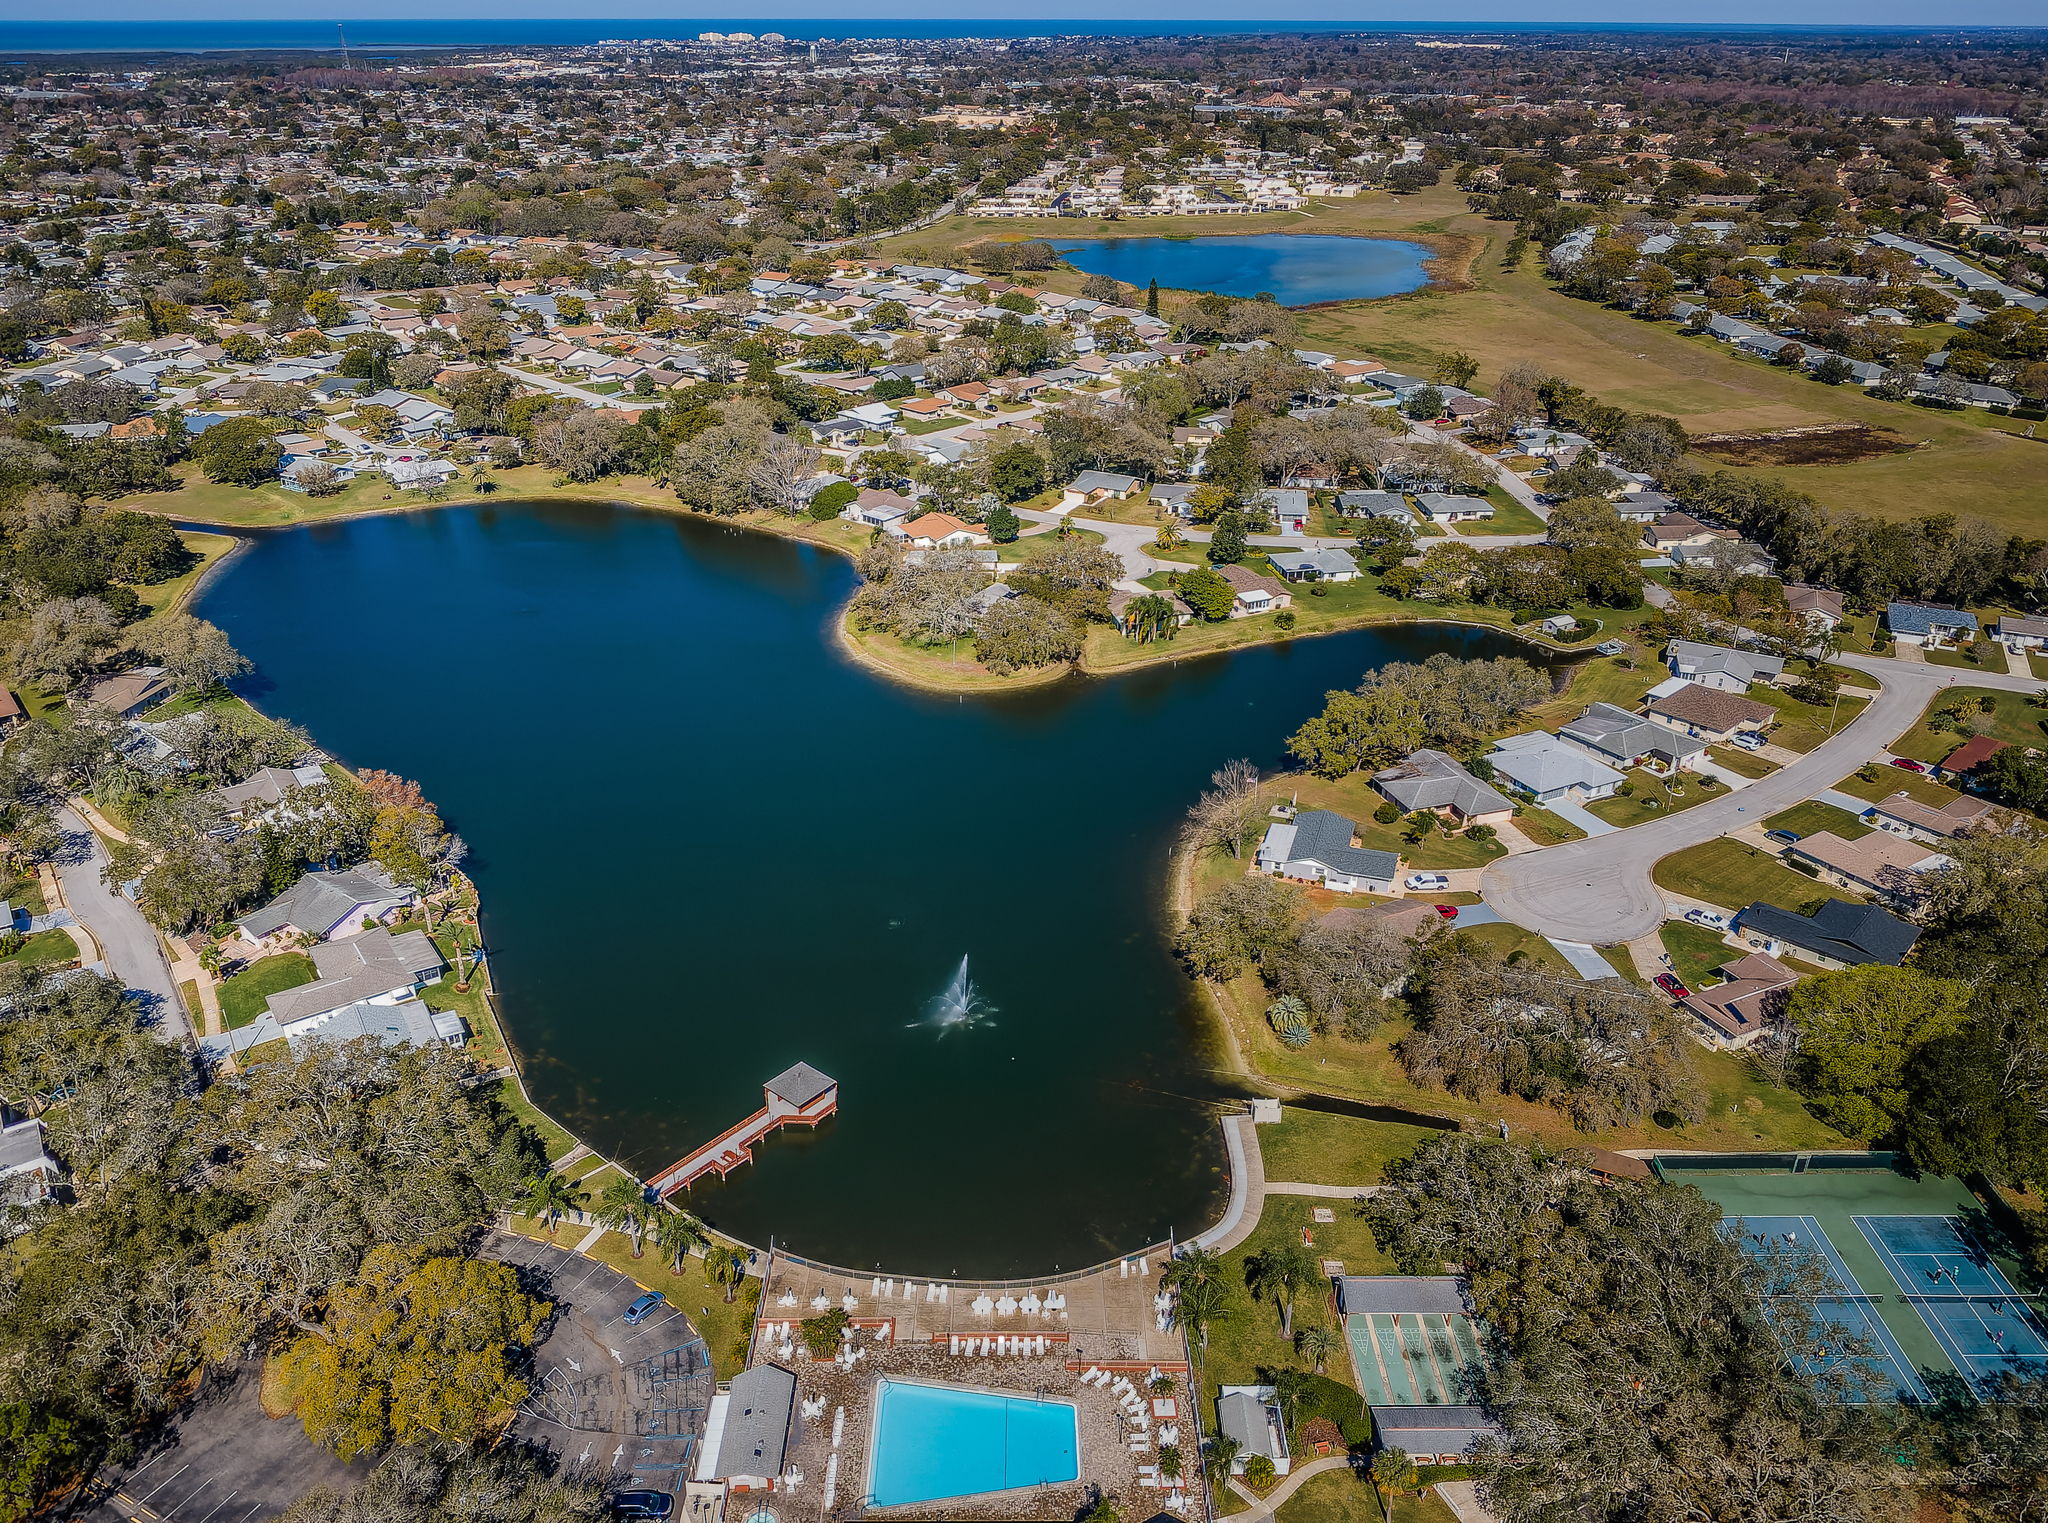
[53, 806, 188, 1042]
[1479, 654, 2046, 944]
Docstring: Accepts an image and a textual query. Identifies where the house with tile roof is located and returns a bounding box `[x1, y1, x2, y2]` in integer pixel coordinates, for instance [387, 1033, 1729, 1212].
[1642, 683, 1776, 744]
[1732, 898, 1920, 969]
[1678, 952, 1799, 1049]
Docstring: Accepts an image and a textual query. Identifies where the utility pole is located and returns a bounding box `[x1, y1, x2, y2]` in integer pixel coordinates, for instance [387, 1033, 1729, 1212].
[337, 23, 353, 70]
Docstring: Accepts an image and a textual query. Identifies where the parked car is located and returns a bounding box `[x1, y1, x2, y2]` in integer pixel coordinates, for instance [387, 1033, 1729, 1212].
[1765, 829, 1800, 844]
[1654, 973, 1691, 999]
[623, 1291, 666, 1326]
[1404, 872, 1450, 891]
[1731, 732, 1765, 751]
[1682, 908, 1726, 928]
[1889, 757, 1928, 772]
[1433, 904, 1460, 919]
[613, 1494, 674, 1521]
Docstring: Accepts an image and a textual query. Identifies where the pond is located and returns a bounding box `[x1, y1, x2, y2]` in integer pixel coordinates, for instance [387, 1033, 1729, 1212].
[195, 501, 1536, 1275]
[1052, 232, 1433, 306]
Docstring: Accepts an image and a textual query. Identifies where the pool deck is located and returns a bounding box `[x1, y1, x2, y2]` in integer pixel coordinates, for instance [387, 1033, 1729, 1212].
[750, 1251, 1203, 1522]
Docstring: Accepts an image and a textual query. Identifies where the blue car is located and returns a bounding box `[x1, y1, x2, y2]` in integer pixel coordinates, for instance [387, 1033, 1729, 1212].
[622, 1291, 666, 1325]
[612, 1492, 674, 1520]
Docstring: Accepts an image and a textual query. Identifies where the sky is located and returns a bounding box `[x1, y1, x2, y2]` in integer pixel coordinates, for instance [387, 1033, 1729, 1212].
[22, 2, 2048, 29]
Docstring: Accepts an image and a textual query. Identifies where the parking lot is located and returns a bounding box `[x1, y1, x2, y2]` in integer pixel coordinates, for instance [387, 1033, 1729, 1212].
[488, 1230, 715, 1492]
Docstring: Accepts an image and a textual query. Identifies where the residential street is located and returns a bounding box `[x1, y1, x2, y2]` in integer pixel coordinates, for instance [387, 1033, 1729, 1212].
[52, 805, 189, 1042]
[1479, 654, 2046, 944]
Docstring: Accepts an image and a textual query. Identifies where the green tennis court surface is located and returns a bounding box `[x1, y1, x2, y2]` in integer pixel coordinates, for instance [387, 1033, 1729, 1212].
[1662, 1156, 2047, 1397]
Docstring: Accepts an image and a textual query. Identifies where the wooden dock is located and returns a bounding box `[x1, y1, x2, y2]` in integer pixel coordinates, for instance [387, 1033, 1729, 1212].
[646, 1062, 837, 1198]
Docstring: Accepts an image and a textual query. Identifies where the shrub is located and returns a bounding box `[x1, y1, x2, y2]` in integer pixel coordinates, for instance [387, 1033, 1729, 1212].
[1274, 609, 1298, 631]
[1266, 995, 1315, 1048]
[799, 1307, 849, 1358]
[807, 480, 857, 521]
[1374, 801, 1402, 825]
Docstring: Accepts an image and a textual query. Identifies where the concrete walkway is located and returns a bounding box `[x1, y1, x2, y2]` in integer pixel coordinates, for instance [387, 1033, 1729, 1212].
[1546, 939, 1620, 980]
[1815, 787, 1878, 815]
[1436, 1479, 1505, 1523]
[1191, 1112, 1263, 1252]
[1264, 1181, 1379, 1199]
[1226, 1455, 1357, 1519]
[1446, 904, 1500, 929]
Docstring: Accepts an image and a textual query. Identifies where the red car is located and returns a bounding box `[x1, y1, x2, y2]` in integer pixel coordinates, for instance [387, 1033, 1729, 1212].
[1654, 973, 1691, 999]
[1434, 904, 1460, 919]
[1889, 757, 1928, 773]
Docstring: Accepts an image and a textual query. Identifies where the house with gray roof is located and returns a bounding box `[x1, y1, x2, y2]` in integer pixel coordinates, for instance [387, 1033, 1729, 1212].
[1335, 490, 1414, 521]
[1216, 1386, 1291, 1477]
[1557, 702, 1704, 771]
[209, 763, 328, 820]
[234, 864, 418, 949]
[1413, 492, 1492, 525]
[1666, 639, 1784, 692]
[1485, 732, 1626, 805]
[1371, 750, 1515, 826]
[1733, 899, 1920, 969]
[1266, 548, 1360, 583]
[1255, 810, 1402, 894]
[0, 1110, 61, 1209]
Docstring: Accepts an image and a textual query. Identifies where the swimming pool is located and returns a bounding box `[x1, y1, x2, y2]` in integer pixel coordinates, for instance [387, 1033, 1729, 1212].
[867, 1378, 1080, 1506]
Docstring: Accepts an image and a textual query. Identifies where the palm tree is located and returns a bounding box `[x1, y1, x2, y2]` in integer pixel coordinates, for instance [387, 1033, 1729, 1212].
[653, 1207, 710, 1273]
[1201, 1435, 1241, 1490]
[1243, 1455, 1276, 1490]
[1153, 523, 1184, 551]
[706, 1245, 749, 1303]
[520, 1171, 587, 1240]
[1174, 1275, 1227, 1351]
[1370, 1447, 1417, 1523]
[1123, 593, 1181, 645]
[1296, 1324, 1338, 1375]
[1158, 1444, 1182, 1484]
[594, 1174, 651, 1257]
[1245, 1245, 1321, 1340]
[1162, 1245, 1221, 1293]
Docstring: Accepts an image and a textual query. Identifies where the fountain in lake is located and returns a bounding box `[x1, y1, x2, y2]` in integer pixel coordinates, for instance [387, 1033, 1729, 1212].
[917, 955, 995, 1035]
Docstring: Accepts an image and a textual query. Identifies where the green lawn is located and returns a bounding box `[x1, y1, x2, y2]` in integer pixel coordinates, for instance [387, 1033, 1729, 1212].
[1890, 688, 2048, 765]
[218, 951, 317, 1029]
[1651, 839, 1837, 914]
[1761, 801, 1872, 841]
[489, 1077, 577, 1162]
[1752, 686, 1869, 753]
[1257, 1107, 1446, 1189]
[0, 930, 79, 970]
[1276, 1469, 1460, 1523]
[1705, 745, 1777, 779]
[1831, 765, 1964, 808]
[1456, 492, 1545, 537]
[1513, 805, 1587, 845]
[1659, 921, 1736, 989]
[1449, 921, 1572, 972]
[0, 873, 47, 919]
[1586, 770, 1718, 829]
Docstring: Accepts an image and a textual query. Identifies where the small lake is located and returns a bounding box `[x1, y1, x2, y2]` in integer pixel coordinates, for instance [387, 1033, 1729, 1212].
[1053, 232, 1433, 306]
[196, 502, 1536, 1274]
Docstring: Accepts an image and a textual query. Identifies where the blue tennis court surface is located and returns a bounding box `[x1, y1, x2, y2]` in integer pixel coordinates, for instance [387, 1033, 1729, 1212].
[1729, 1216, 1928, 1402]
[1856, 1216, 2048, 1391]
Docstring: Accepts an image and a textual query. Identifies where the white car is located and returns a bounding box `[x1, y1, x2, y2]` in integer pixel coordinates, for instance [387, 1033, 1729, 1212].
[1404, 872, 1451, 891]
[1683, 908, 1727, 929]
[1731, 732, 1765, 751]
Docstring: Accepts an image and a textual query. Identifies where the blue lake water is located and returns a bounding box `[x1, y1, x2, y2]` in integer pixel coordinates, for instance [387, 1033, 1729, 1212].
[868, 1379, 1079, 1506]
[1053, 233, 1433, 306]
[194, 501, 1543, 1274]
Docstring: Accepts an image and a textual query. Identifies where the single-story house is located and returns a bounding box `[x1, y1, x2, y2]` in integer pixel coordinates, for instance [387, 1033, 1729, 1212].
[1216, 1387, 1291, 1478]
[1058, 470, 1142, 513]
[1266, 548, 1360, 583]
[0, 1111, 62, 1207]
[844, 488, 916, 531]
[1642, 511, 1724, 551]
[1335, 490, 1414, 521]
[1485, 732, 1626, 804]
[1255, 810, 1402, 894]
[1996, 615, 2048, 651]
[896, 512, 990, 549]
[1678, 952, 1800, 1050]
[209, 762, 329, 821]
[1937, 735, 2010, 782]
[1863, 790, 2001, 843]
[1885, 601, 1979, 649]
[1670, 538, 1776, 578]
[1732, 898, 1920, 969]
[1559, 702, 1704, 771]
[1666, 639, 1783, 692]
[1371, 749, 1517, 828]
[1783, 831, 1950, 901]
[1641, 684, 1776, 744]
[1215, 564, 1292, 618]
[1108, 588, 1194, 634]
[1413, 492, 1492, 525]
[1150, 482, 1201, 518]
[1785, 584, 1846, 631]
[966, 583, 1018, 622]
[234, 864, 419, 950]
[74, 665, 173, 718]
[259, 927, 458, 1054]
[1254, 488, 1311, 534]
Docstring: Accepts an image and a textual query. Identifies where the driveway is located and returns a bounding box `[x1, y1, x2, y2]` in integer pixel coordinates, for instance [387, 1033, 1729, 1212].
[1479, 654, 2044, 943]
[53, 806, 187, 1042]
[1541, 797, 1616, 837]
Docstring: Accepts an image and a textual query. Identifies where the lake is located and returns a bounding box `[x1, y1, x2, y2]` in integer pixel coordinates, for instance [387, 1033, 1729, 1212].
[196, 502, 1534, 1275]
[1052, 233, 1433, 306]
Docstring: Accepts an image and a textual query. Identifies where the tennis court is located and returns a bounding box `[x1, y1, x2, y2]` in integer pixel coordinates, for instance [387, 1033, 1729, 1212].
[1728, 1215, 1929, 1403]
[1856, 1216, 2048, 1390]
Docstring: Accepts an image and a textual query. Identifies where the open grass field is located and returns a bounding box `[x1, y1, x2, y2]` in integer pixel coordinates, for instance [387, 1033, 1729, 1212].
[1753, 685, 1869, 753]
[1651, 839, 1836, 913]
[1659, 921, 1737, 989]
[1256, 1105, 1447, 1188]
[1275, 1469, 1461, 1523]
[1762, 800, 1873, 840]
[1890, 688, 2048, 764]
[1586, 769, 1719, 830]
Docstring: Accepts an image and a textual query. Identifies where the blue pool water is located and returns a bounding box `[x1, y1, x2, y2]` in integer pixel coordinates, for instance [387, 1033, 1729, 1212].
[867, 1378, 1080, 1505]
[1052, 233, 1433, 306]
